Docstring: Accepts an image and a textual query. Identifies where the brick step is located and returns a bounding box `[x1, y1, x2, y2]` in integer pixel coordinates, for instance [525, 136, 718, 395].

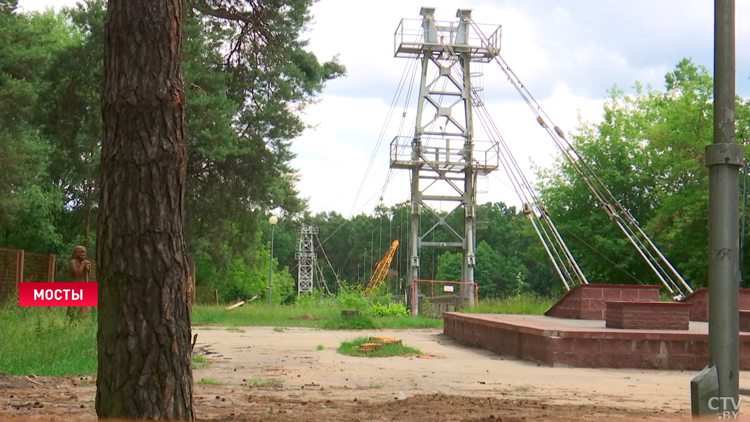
[605, 301, 691, 330]
[545, 284, 661, 320]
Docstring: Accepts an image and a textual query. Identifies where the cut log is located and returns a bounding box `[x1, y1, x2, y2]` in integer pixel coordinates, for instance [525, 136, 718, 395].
[225, 301, 245, 311]
[358, 343, 381, 352]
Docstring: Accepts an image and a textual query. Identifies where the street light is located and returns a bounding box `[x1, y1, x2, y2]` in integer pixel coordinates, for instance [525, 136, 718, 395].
[268, 215, 278, 305]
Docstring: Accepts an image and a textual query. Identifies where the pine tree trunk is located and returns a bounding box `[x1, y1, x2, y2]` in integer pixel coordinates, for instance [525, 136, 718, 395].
[96, 0, 193, 419]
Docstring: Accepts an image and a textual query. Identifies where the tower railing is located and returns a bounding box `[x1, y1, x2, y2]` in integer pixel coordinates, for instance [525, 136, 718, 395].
[389, 135, 500, 174]
[394, 18, 501, 61]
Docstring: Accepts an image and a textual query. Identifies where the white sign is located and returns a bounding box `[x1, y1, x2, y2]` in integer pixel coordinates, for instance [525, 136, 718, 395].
[444, 286, 454, 292]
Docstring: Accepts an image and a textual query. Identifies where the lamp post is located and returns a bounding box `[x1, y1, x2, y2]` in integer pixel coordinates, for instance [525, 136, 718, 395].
[268, 215, 278, 305]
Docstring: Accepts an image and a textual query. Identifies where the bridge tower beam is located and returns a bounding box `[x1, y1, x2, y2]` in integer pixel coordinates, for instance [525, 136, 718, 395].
[391, 8, 501, 315]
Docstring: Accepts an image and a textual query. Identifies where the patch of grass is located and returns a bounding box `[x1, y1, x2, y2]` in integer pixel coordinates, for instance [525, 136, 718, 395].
[192, 302, 339, 327]
[250, 377, 282, 387]
[369, 381, 386, 389]
[0, 305, 97, 376]
[191, 355, 210, 370]
[337, 337, 422, 358]
[192, 303, 442, 329]
[467, 293, 555, 315]
[197, 377, 222, 385]
[316, 344, 324, 350]
[226, 326, 245, 333]
[273, 326, 285, 332]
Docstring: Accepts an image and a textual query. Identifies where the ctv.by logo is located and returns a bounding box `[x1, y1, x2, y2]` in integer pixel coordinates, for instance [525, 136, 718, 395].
[709, 396, 742, 420]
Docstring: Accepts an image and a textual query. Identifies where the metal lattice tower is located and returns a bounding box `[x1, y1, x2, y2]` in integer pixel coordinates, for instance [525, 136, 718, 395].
[296, 225, 318, 295]
[391, 8, 501, 314]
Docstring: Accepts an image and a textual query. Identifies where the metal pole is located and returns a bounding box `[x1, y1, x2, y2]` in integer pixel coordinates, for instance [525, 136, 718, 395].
[269, 224, 275, 305]
[708, 0, 741, 411]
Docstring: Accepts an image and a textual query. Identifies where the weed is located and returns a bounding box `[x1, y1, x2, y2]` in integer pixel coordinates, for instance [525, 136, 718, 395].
[226, 327, 245, 333]
[191, 355, 210, 370]
[273, 326, 285, 332]
[250, 377, 282, 388]
[369, 381, 385, 389]
[316, 344, 324, 350]
[197, 378, 222, 385]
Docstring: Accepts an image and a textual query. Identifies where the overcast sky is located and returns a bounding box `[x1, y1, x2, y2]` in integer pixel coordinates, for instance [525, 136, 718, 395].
[18, 0, 750, 217]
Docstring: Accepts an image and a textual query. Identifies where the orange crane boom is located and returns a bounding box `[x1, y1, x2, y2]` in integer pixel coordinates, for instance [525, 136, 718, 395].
[364, 240, 399, 296]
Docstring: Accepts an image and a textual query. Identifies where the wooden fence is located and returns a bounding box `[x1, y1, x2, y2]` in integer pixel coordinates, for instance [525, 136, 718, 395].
[0, 247, 194, 304]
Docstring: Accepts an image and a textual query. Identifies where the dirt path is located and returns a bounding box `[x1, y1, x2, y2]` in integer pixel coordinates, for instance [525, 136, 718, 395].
[3, 325, 748, 421]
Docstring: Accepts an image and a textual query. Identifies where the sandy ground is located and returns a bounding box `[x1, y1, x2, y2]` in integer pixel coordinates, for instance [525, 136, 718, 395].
[2, 325, 750, 421]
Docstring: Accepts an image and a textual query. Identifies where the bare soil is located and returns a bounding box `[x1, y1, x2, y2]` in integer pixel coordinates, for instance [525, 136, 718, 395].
[2, 326, 747, 421]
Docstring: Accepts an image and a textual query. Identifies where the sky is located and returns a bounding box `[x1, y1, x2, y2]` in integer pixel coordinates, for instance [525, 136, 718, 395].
[18, 0, 750, 217]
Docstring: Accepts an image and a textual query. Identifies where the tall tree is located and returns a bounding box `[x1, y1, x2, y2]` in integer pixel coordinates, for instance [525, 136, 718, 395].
[95, 0, 193, 418]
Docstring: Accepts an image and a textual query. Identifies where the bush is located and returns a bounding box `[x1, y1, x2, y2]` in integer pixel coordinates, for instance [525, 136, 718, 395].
[337, 282, 369, 310]
[368, 302, 409, 318]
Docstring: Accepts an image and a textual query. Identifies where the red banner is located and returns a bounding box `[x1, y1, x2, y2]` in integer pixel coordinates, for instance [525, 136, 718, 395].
[18, 282, 98, 307]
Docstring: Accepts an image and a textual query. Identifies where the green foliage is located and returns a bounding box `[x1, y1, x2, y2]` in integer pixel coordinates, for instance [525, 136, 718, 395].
[538, 58, 750, 288]
[337, 337, 422, 358]
[368, 302, 409, 318]
[336, 282, 369, 310]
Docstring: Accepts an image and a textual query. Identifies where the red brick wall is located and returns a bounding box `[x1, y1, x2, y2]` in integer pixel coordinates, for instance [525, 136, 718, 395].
[741, 311, 750, 332]
[605, 301, 691, 330]
[682, 288, 750, 321]
[545, 284, 661, 320]
[443, 314, 553, 365]
[443, 312, 750, 370]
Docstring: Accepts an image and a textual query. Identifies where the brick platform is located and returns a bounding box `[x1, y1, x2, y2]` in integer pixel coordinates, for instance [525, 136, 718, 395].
[605, 301, 691, 330]
[443, 312, 750, 370]
[681, 287, 750, 321]
[544, 284, 661, 320]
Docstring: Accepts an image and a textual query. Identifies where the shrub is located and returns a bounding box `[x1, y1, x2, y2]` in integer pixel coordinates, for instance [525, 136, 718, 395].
[368, 302, 409, 317]
[337, 282, 369, 310]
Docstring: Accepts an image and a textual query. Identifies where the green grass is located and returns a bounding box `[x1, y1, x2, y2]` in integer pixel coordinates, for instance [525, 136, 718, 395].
[197, 377, 222, 385]
[337, 337, 422, 358]
[467, 294, 555, 315]
[316, 344, 324, 350]
[369, 381, 386, 389]
[192, 302, 339, 327]
[193, 303, 443, 329]
[273, 326, 286, 332]
[0, 305, 97, 376]
[191, 355, 210, 370]
[226, 326, 245, 333]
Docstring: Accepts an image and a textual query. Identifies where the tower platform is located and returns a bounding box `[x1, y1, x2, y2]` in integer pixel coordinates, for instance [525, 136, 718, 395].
[444, 312, 750, 370]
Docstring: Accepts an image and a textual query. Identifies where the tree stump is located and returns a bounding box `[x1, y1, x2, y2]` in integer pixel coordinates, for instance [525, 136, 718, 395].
[358, 343, 381, 352]
[370, 336, 402, 345]
[341, 310, 362, 318]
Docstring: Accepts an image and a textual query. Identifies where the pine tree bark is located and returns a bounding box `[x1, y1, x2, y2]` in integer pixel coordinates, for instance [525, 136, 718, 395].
[96, 0, 194, 419]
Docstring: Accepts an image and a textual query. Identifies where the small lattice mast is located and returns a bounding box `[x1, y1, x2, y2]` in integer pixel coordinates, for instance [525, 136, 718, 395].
[296, 225, 318, 295]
